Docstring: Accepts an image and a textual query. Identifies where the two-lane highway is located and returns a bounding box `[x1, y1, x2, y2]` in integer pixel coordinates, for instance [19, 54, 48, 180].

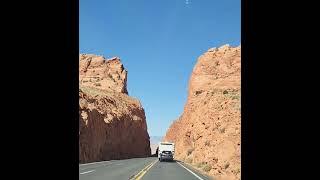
[79, 157, 213, 180]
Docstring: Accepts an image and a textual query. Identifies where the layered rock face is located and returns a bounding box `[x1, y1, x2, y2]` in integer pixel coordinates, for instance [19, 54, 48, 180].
[164, 44, 241, 180]
[79, 54, 151, 163]
[80, 54, 128, 94]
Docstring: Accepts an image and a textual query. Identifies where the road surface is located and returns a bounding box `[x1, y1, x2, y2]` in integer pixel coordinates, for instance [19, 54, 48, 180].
[79, 157, 213, 180]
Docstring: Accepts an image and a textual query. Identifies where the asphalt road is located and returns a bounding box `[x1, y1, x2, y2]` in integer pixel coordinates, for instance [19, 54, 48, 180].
[79, 157, 213, 180]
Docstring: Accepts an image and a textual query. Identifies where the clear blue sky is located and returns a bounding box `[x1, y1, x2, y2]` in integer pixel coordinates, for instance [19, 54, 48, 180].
[80, 0, 240, 136]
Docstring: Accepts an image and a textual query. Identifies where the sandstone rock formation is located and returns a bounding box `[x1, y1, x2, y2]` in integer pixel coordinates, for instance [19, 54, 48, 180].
[79, 54, 151, 163]
[164, 44, 241, 180]
[80, 54, 128, 94]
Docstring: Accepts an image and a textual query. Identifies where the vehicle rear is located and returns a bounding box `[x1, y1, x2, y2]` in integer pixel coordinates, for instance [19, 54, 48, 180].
[158, 142, 175, 162]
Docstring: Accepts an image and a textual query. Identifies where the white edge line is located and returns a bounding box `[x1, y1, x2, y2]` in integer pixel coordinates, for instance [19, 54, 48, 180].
[79, 157, 148, 166]
[177, 162, 205, 180]
[79, 160, 114, 166]
[80, 169, 95, 175]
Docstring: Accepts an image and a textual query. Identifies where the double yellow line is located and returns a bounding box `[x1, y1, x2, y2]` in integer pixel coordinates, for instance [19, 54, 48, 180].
[130, 160, 158, 180]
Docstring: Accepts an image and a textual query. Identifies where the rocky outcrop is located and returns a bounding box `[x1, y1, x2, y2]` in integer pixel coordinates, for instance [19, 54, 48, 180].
[164, 44, 241, 180]
[79, 54, 151, 163]
[80, 54, 128, 94]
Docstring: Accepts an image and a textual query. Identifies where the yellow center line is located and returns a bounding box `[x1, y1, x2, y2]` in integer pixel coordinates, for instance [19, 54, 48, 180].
[130, 160, 158, 180]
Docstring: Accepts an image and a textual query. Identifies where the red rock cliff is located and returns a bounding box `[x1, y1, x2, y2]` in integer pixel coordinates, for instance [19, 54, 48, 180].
[79, 54, 151, 163]
[80, 54, 128, 94]
[164, 44, 241, 180]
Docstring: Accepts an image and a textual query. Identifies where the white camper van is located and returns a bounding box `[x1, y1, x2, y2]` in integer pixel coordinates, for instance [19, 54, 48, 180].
[158, 142, 175, 162]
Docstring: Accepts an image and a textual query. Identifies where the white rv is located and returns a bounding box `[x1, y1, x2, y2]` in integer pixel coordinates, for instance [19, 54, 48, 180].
[158, 142, 175, 162]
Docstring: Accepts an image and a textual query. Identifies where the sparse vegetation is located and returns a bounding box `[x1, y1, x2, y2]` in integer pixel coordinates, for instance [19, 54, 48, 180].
[222, 90, 240, 101]
[212, 126, 218, 131]
[234, 168, 240, 175]
[205, 140, 210, 146]
[107, 74, 113, 79]
[232, 95, 240, 100]
[219, 127, 226, 133]
[185, 157, 193, 163]
[202, 164, 212, 172]
[80, 86, 112, 96]
[195, 90, 203, 96]
[106, 74, 117, 82]
[196, 162, 206, 168]
[224, 162, 230, 169]
[187, 148, 194, 156]
[94, 83, 101, 86]
[192, 136, 196, 142]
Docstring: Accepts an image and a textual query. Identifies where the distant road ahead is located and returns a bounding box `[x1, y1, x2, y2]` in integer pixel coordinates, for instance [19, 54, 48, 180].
[79, 157, 212, 180]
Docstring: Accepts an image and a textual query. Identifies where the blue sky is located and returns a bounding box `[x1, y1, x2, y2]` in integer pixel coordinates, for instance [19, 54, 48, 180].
[80, 0, 241, 136]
